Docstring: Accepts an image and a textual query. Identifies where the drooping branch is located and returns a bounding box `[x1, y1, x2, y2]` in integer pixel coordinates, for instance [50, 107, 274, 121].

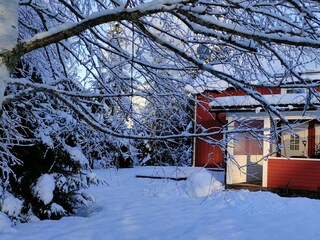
[4, 0, 320, 69]
[1, 0, 193, 65]
[175, 7, 320, 48]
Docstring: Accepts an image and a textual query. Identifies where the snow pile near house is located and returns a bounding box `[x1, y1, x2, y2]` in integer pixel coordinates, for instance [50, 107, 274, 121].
[33, 174, 55, 205]
[184, 169, 224, 198]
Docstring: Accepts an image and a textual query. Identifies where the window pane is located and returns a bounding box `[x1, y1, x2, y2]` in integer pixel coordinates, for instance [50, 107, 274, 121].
[287, 88, 306, 94]
[289, 134, 299, 151]
[233, 120, 263, 155]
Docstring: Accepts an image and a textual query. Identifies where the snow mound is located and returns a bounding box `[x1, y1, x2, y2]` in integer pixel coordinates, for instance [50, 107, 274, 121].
[0, 212, 14, 233]
[185, 169, 224, 198]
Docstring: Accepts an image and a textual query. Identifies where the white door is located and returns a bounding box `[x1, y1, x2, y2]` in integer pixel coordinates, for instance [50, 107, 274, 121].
[227, 120, 264, 184]
[281, 123, 308, 158]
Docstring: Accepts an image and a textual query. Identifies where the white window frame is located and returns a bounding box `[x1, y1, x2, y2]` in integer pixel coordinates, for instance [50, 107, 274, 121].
[281, 88, 306, 94]
[289, 133, 300, 151]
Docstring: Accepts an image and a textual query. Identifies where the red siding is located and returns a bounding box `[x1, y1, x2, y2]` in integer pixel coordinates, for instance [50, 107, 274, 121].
[267, 158, 320, 192]
[195, 94, 226, 167]
[256, 87, 281, 95]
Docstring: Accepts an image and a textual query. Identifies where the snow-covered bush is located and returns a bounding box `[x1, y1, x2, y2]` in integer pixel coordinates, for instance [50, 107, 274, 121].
[185, 169, 224, 198]
[0, 192, 23, 222]
[136, 93, 193, 166]
[88, 137, 135, 169]
[7, 126, 93, 220]
[0, 75, 97, 220]
[83, 78, 136, 169]
[0, 60, 133, 221]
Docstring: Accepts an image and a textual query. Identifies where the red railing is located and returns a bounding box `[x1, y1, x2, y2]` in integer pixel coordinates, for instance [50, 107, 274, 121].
[267, 157, 320, 192]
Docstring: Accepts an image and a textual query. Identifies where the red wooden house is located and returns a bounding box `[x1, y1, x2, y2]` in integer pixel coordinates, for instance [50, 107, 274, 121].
[193, 75, 320, 192]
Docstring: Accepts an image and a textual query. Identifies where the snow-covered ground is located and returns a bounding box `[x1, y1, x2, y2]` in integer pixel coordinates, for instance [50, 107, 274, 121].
[2, 166, 320, 240]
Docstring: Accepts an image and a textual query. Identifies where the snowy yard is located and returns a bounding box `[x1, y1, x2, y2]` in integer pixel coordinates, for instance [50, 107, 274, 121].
[2, 166, 320, 240]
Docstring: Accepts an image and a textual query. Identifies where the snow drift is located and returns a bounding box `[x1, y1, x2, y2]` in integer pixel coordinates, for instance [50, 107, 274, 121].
[184, 169, 224, 198]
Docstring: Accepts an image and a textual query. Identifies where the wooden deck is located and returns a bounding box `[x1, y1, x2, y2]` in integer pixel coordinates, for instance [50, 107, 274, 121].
[227, 181, 320, 199]
[226, 181, 266, 191]
[207, 168, 225, 172]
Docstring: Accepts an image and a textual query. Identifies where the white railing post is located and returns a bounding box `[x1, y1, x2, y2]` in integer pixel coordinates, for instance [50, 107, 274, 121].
[262, 118, 271, 187]
[226, 117, 234, 185]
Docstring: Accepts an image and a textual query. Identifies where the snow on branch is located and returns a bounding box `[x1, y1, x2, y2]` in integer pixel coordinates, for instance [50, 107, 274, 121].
[2, 0, 194, 59]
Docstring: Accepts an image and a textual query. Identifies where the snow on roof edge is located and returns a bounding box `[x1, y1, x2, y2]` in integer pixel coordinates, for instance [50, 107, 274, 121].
[209, 93, 310, 108]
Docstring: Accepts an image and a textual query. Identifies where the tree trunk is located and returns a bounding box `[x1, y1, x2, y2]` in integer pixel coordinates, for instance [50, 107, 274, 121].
[0, 0, 18, 110]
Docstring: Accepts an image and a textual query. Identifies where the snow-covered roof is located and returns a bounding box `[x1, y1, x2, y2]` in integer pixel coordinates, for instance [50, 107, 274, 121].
[184, 65, 231, 94]
[209, 93, 318, 112]
[185, 80, 230, 94]
[185, 66, 320, 95]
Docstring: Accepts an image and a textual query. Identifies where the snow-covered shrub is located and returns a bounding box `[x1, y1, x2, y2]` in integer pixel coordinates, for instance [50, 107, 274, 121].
[185, 169, 224, 198]
[1, 78, 96, 220]
[84, 82, 136, 169]
[8, 139, 92, 220]
[0, 192, 23, 222]
[89, 138, 135, 169]
[0, 60, 135, 221]
[136, 94, 193, 166]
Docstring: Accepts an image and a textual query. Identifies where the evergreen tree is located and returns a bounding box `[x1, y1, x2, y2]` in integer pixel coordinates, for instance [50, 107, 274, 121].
[0, 64, 100, 221]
